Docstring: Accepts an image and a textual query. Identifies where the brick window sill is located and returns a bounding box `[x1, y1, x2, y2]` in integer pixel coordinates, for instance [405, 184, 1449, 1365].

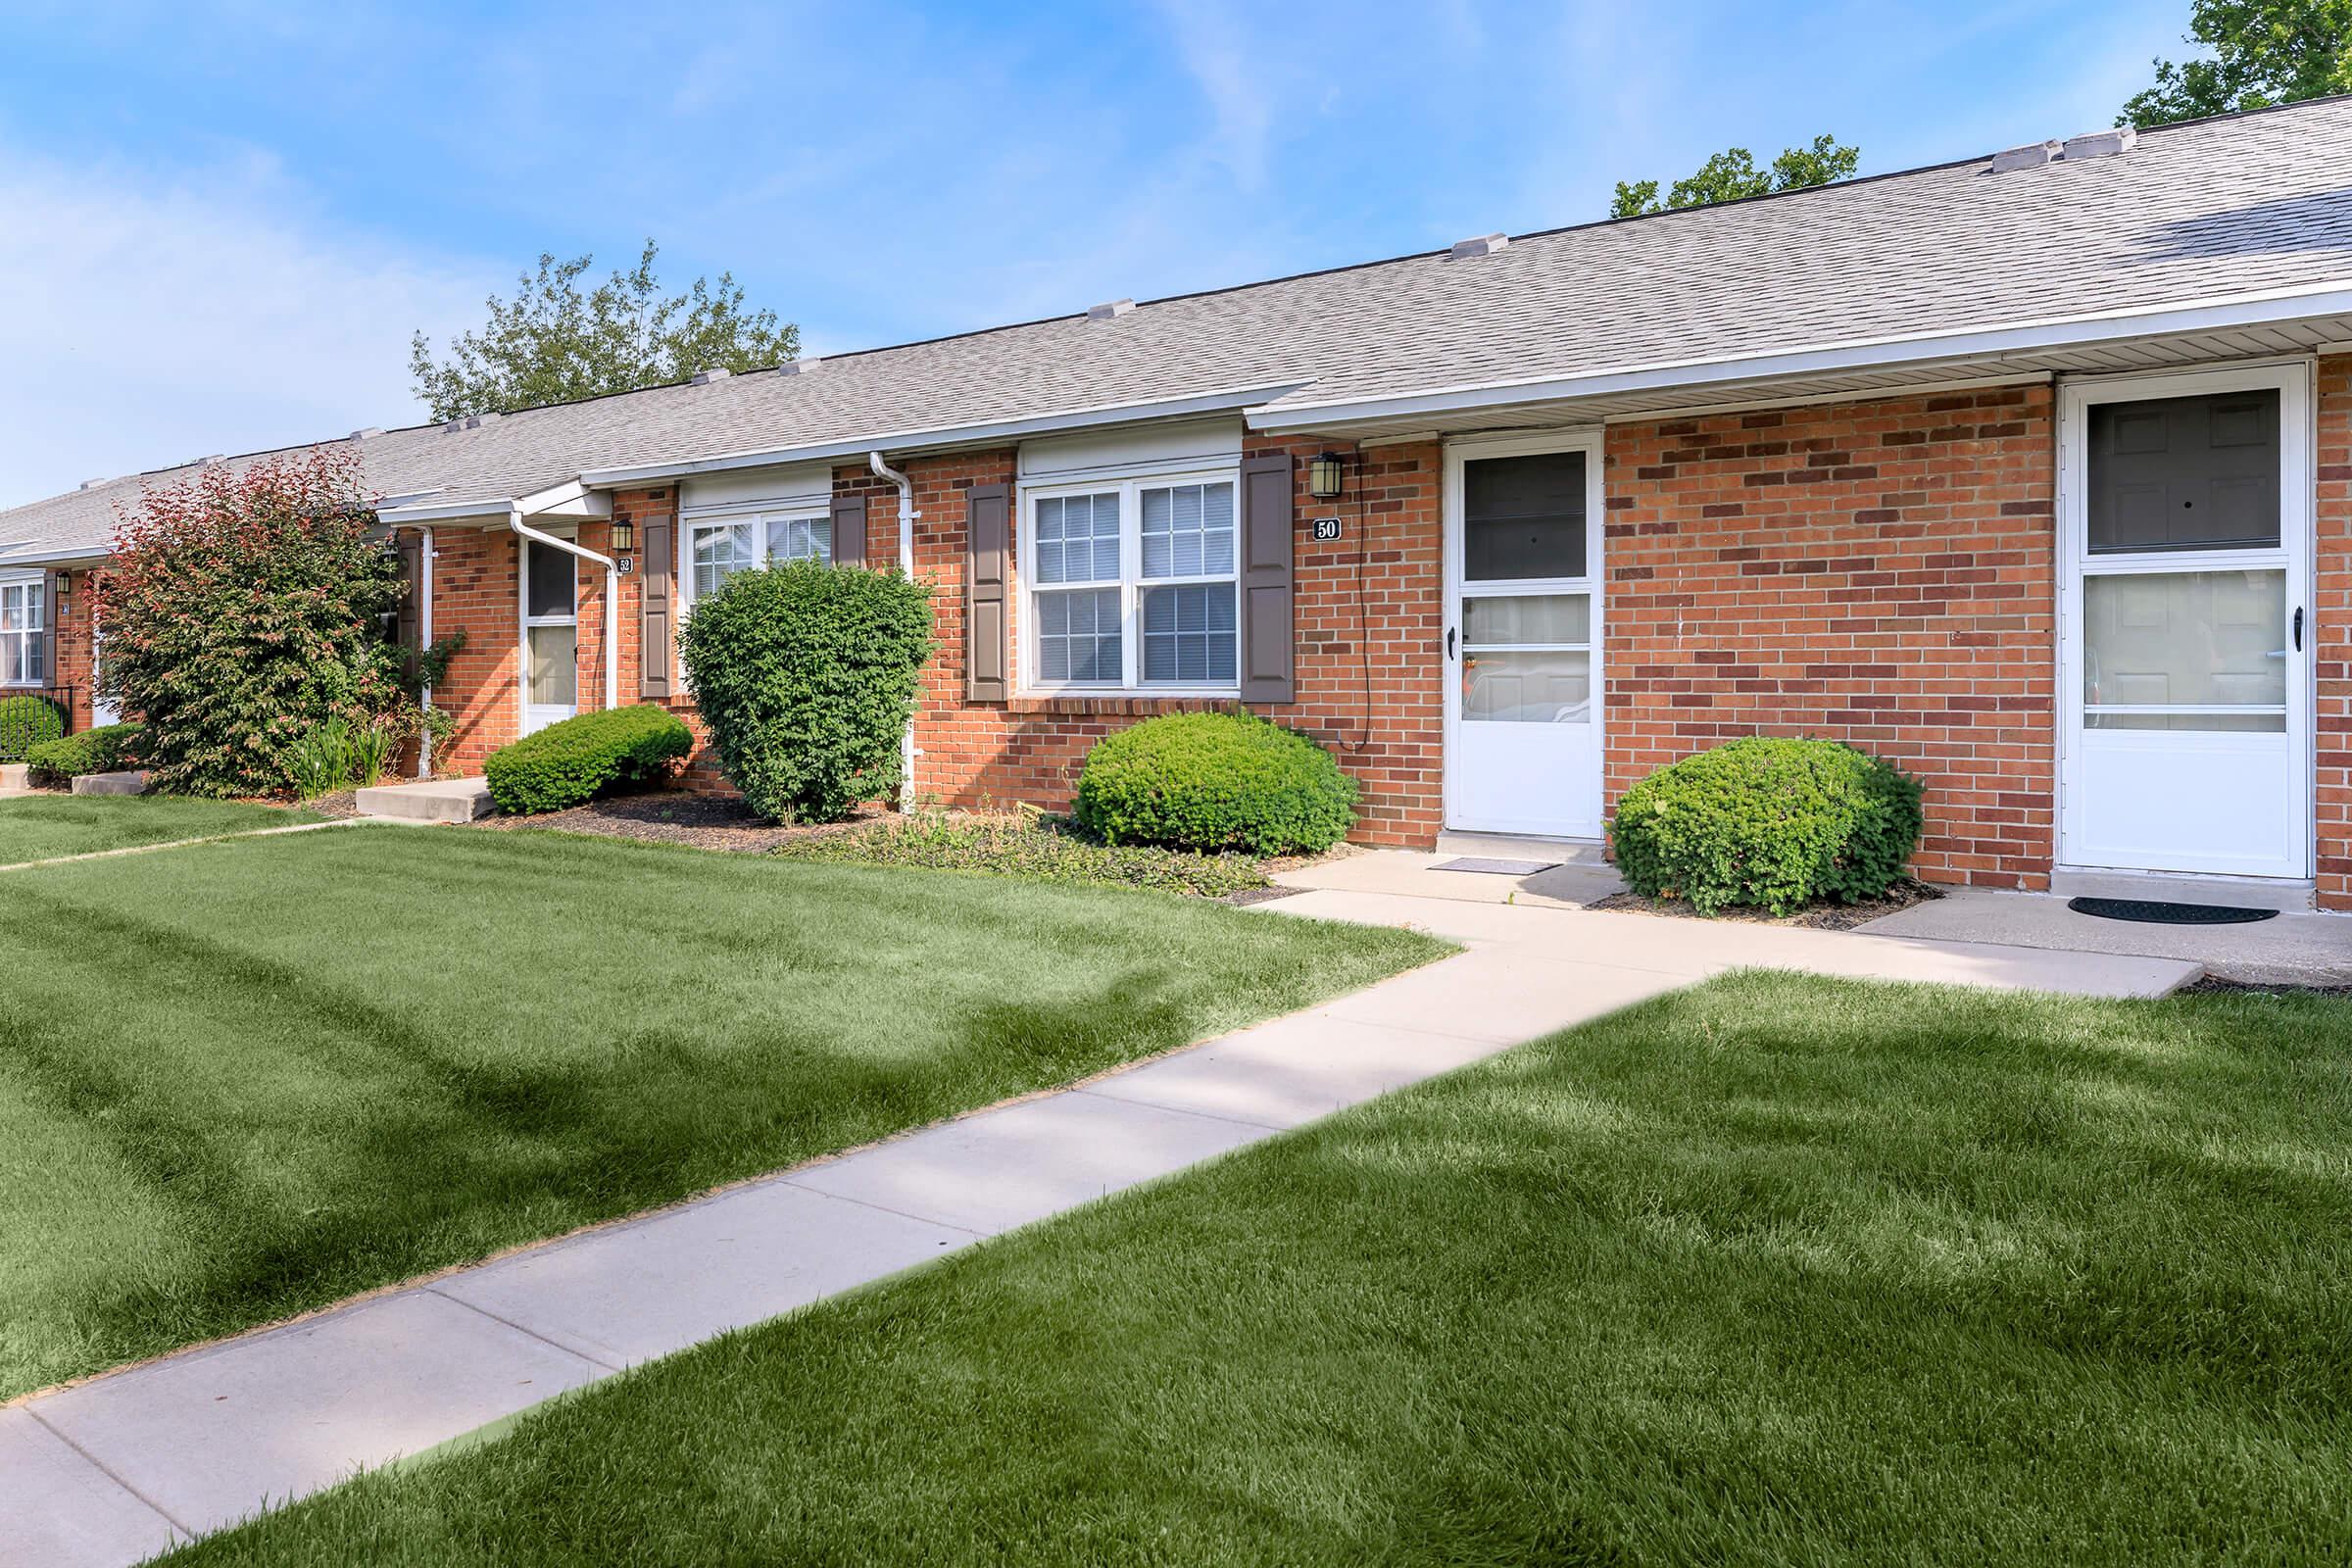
[1004, 694, 1245, 717]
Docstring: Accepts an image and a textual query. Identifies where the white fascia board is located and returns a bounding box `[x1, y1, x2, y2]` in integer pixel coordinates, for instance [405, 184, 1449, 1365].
[1247, 280, 2352, 433]
[0, 543, 110, 567]
[377, 497, 515, 525]
[515, 478, 612, 519]
[578, 382, 1309, 490]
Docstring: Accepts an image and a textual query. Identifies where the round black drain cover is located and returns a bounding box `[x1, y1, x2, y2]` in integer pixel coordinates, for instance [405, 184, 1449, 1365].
[2067, 897, 2278, 926]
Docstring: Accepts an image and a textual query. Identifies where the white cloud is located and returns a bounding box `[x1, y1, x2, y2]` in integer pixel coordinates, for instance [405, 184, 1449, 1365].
[1152, 0, 1283, 188]
[0, 144, 495, 510]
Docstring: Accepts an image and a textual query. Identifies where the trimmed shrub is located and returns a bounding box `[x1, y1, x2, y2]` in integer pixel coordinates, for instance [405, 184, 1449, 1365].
[1610, 736, 1924, 915]
[25, 722, 142, 787]
[1073, 711, 1357, 857]
[484, 706, 694, 815]
[96, 447, 408, 798]
[0, 694, 66, 761]
[677, 562, 935, 824]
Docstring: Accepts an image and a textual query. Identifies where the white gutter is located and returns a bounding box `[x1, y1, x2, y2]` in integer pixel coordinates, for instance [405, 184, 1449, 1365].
[416, 527, 436, 779]
[868, 451, 919, 812]
[1247, 278, 2352, 433]
[579, 382, 1308, 490]
[509, 507, 620, 715]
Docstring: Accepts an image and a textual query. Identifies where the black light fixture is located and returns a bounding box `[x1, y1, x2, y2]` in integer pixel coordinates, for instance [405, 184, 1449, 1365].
[611, 517, 635, 553]
[52, 572, 72, 617]
[1307, 451, 1345, 500]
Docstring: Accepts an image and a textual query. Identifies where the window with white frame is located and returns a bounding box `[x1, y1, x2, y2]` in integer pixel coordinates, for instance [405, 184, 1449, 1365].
[0, 577, 45, 687]
[686, 511, 832, 603]
[1024, 472, 1238, 692]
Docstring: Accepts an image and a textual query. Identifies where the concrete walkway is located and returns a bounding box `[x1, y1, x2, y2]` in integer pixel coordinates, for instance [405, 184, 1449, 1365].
[0, 888, 2197, 1567]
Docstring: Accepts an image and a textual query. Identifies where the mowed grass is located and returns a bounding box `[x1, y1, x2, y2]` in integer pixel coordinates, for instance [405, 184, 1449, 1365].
[175, 973, 2352, 1566]
[0, 825, 1446, 1398]
[0, 795, 319, 865]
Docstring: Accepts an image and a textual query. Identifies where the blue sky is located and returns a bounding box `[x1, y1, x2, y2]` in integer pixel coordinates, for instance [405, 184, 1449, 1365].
[0, 0, 2195, 509]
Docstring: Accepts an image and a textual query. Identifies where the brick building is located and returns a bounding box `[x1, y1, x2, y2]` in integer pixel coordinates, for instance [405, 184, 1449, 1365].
[9, 101, 2352, 902]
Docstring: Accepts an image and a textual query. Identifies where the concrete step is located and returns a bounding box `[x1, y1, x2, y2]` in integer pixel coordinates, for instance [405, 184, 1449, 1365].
[0, 763, 28, 790]
[71, 770, 151, 797]
[355, 776, 495, 823]
[1434, 830, 1611, 867]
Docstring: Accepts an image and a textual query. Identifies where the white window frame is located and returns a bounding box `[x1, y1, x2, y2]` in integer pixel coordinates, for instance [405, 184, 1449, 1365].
[680, 506, 833, 610]
[1017, 465, 1242, 697]
[0, 573, 46, 688]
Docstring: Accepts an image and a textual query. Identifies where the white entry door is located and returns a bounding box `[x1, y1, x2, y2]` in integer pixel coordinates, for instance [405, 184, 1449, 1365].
[1444, 431, 1605, 838]
[520, 537, 579, 736]
[2059, 365, 2311, 879]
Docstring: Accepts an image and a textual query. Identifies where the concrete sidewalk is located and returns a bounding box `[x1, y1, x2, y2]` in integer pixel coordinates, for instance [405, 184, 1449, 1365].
[0, 893, 2197, 1567]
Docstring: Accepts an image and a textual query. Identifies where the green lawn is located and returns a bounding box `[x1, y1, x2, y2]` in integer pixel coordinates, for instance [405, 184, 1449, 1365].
[0, 826, 1444, 1399]
[0, 795, 319, 865]
[174, 972, 2352, 1566]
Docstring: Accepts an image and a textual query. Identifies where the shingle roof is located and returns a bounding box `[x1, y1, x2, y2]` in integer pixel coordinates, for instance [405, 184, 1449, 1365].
[9, 95, 2352, 560]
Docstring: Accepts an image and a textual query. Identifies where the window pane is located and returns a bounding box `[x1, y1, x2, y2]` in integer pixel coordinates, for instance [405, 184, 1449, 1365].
[1, 637, 20, 685]
[526, 541, 576, 618]
[2083, 569, 2284, 714]
[1462, 650, 1590, 723]
[526, 624, 577, 707]
[0, 585, 22, 632]
[1464, 452, 1586, 581]
[1141, 584, 1236, 684]
[1140, 481, 1235, 580]
[1036, 492, 1119, 585]
[691, 523, 755, 599]
[2088, 390, 2279, 554]
[765, 515, 832, 564]
[2087, 711, 2284, 732]
[1462, 593, 1589, 646]
[1037, 588, 1120, 683]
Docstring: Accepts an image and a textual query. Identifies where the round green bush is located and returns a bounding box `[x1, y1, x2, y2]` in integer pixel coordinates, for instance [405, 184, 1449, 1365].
[1072, 711, 1357, 857]
[676, 562, 935, 824]
[1610, 736, 1923, 915]
[25, 722, 143, 787]
[484, 705, 694, 815]
[0, 694, 66, 761]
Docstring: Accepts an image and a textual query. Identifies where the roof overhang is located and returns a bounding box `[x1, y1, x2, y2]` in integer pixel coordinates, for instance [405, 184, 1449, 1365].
[1247, 279, 2352, 437]
[578, 382, 1309, 490]
[0, 542, 108, 569]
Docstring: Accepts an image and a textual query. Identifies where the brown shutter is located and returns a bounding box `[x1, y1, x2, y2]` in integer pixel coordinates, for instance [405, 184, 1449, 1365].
[1238, 453, 1297, 704]
[965, 482, 1010, 702]
[43, 569, 65, 689]
[393, 535, 423, 680]
[831, 494, 867, 568]
[640, 515, 674, 700]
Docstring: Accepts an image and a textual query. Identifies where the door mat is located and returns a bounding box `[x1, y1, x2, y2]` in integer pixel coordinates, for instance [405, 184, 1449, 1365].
[1433, 857, 1560, 875]
[2066, 897, 2278, 926]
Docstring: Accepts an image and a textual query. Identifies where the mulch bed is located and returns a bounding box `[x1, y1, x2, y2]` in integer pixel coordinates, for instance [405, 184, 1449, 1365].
[469, 791, 882, 853]
[2181, 976, 2352, 999]
[1589, 880, 1941, 931]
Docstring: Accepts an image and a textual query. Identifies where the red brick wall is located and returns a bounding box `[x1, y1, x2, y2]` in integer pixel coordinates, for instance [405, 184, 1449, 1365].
[1603, 385, 2059, 890]
[46, 569, 96, 730]
[416, 524, 520, 774]
[890, 438, 1445, 846]
[2315, 355, 2352, 908]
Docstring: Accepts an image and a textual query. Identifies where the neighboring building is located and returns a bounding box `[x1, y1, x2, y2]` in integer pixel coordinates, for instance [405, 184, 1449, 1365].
[8, 100, 2352, 903]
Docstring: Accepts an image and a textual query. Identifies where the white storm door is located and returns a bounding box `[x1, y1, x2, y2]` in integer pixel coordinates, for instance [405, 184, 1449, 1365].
[2059, 366, 2311, 879]
[520, 537, 579, 737]
[1444, 432, 1605, 838]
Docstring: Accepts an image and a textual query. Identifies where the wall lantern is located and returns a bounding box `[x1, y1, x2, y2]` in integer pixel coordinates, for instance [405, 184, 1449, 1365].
[1307, 452, 1346, 500]
[52, 572, 72, 617]
[610, 517, 635, 553]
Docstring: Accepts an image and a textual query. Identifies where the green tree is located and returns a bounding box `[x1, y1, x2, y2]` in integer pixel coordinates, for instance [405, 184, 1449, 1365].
[411, 240, 799, 421]
[2121, 0, 2352, 126]
[1611, 133, 1861, 219]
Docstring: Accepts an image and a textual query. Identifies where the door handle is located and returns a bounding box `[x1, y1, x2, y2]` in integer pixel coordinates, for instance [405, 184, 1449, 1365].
[2294, 607, 2305, 653]
[1446, 627, 1457, 660]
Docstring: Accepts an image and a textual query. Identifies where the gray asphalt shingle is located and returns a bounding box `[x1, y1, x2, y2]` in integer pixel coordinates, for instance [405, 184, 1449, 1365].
[7, 96, 2350, 559]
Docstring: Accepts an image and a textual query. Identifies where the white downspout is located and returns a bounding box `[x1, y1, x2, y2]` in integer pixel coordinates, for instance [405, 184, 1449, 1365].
[868, 450, 919, 812]
[416, 526, 435, 778]
[509, 508, 619, 714]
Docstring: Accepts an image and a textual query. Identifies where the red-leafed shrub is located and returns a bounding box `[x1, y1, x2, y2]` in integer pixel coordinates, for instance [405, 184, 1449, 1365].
[95, 449, 409, 798]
